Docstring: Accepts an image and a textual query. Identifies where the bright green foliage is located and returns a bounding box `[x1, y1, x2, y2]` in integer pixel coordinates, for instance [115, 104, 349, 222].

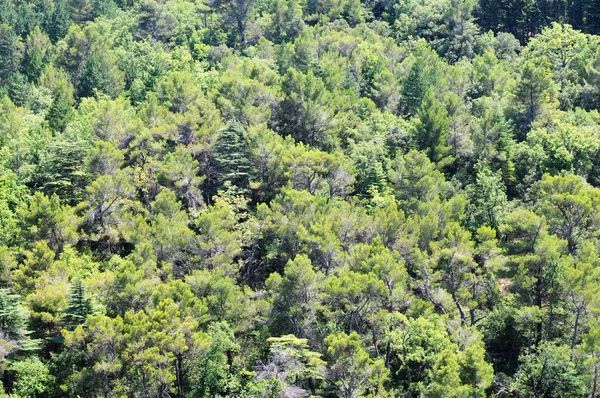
[467, 161, 508, 229]
[189, 321, 240, 398]
[8, 357, 54, 398]
[324, 331, 388, 397]
[0, 0, 600, 397]
[385, 312, 493, 396]
[256, 335, 325, 395]
[512, 342, 586, 398]
[265, 255, 323, 337]
[18, 192, 78, 252]
[534, 174, 600, 254]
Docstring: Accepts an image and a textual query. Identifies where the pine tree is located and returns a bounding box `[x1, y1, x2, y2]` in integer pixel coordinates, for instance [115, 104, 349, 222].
[0, 289, 27, 338]
[7, 73, 32, 107]
[513, 61, 554, 139]
[45, 0, 71, 43]
[413, 90, 451, 165]
[494, 126, 516, 192]
[46, 87, 74, 132]
[0, 289, 39, 357]
[211, 122, 252, 196]
[585, 0, 600, 34]
[77, 53, 110, 99]
[23, 26, 51, 83]
[401, 57, 427, 116]
[0, 24, 20, 83]
[61, 280, 95, 329]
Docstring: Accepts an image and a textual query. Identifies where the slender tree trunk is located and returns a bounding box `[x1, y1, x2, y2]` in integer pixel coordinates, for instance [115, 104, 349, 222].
[571, 309, 581, 350]
[452, 291, 466, 325]
[592, 364, 598, 398]
[175, 354, 184, 398]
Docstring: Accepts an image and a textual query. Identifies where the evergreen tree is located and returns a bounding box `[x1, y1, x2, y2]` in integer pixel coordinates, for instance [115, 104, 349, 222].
[61, 280, 95, 330]
[401, 57, 428, 116]
[6, 73, 32, 107]
[23, 26, 51, 83]
[77, 52, 110, 99]
[46, 86, 74, 132]
[0, 289, 27, 339]
[0, 24, 20, 83]
[413, 90, 451, 165]
[585, 0, 600, 34]
[513, 61, 554, 138]
[45, 0, 71, 43]
[211, 122, 252, 196]
[467, 161, 509, 230]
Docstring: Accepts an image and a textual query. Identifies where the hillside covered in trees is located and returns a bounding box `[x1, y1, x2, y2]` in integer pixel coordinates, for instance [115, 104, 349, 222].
[2, 0, 600, 396]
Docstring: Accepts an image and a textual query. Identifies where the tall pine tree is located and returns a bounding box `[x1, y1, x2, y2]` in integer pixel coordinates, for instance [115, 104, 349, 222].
[61, 280, 95, 330]
[211, 122, 252, 196]
[413, 90, 451, 165]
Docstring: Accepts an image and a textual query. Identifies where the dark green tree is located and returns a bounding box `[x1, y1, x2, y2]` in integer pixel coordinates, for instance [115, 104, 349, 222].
[45, 0, 71, 43]
[23, 26, 51, 83]
[0, 24, 20, 84]
[46, 87, 74, 132]
[0, 289, 27, 339]
[513, 61, 555, 138]
[61, 280, 95, 330]
[401, 57, 428, 116]
[77, 53, 110, 99]
[211, 122, 252, 196]
[413, 90, 451, 165]
[512, 342, 586, 398]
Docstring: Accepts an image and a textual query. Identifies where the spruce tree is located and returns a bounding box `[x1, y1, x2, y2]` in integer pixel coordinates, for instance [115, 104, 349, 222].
[0, 24, 20, 83]
[61, 280, 95, 329]
[413, 90, 451, 165]
[77, 53, 109, 99]
[46, 87, 74, 132]
[45, 0, 71, 43]
[211, 122, 252, 196]
[401, 57, 427, 116]
[0, 289, 27, 338]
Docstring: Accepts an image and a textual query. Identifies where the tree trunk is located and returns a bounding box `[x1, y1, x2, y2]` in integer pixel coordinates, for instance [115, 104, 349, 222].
[175, 354, 184, 398]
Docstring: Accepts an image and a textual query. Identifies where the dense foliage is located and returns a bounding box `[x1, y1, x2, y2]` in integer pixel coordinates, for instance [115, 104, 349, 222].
[1, 0, 600, 396]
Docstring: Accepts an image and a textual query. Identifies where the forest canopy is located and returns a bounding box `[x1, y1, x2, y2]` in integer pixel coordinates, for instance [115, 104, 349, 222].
[1, 0, 600, 396]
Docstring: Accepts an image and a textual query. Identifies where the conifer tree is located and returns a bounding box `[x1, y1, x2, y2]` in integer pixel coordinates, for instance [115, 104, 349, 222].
[0, 289, 27, 338]
[0, 24, 19, 83]
[413, 90, 451, 165]
[513, 61, 554, 138]
[401, 57, 427, 116]
[211, 122, 252, 196]
[61, 280, 95, 330]
[45, 0, 71, 43]
[77, 53, 110, 99]
[46, 86, 74, 132]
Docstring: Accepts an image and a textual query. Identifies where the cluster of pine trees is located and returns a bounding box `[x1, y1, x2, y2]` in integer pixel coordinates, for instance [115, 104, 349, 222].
[1, 0, 600, 396]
